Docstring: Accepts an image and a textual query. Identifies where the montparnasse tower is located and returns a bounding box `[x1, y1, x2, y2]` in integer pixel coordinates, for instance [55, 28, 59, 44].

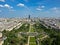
[28, 15, 30, 19]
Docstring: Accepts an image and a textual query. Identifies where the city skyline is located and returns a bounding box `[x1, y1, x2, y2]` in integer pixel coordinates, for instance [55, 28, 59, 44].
[0, 0, 60, 18]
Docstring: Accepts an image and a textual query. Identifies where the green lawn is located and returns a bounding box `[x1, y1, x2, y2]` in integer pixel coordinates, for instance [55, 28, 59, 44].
[29, 37, 36, 45]
[16, 23, 30, 32]
[30, 37, 36, 42]
[30, 25, 35, 32]
[30, 27, 35, 32]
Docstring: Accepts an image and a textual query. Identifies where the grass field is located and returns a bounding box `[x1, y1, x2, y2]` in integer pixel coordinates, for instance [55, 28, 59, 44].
[29, 37, 36, 45]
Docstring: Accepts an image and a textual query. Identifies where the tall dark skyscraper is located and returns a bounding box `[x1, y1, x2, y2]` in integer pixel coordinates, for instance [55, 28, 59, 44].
[28, 15, 30, 19]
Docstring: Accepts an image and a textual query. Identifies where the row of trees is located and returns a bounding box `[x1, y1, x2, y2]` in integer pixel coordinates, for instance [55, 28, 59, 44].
[2, 23, 30, 45]
[33, 22, 60, 45]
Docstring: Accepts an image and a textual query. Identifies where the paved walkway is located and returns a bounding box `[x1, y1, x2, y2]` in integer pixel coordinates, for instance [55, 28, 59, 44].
[28, 23, 31, 45]
[40, 35, 49, 41]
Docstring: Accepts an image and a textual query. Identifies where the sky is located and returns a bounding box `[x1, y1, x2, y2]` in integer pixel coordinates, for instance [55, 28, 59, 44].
[0, 0, 60, 18]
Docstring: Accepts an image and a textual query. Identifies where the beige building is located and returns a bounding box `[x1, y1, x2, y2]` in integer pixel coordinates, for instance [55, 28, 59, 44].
[0, 33, 4, 45]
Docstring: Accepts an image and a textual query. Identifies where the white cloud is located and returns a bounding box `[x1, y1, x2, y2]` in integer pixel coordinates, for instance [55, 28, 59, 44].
[38, 5, 45, 9]
[36, 8, 42, 11]
[0, 0, 5, 2]
[17, 3, 25, 7]
[0, 4, 13, 9]
[51, 7, 58, 11]
[4, 4, 11, 8]
[41, 5, 45, 8]
[52, 7, 57, 10]
[36, 5, 45, 11]
[4, 4, 10, 8]
[50, 7, 60, 13]
[0, 5, 4, 7]
[43, 7, 60, 17]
